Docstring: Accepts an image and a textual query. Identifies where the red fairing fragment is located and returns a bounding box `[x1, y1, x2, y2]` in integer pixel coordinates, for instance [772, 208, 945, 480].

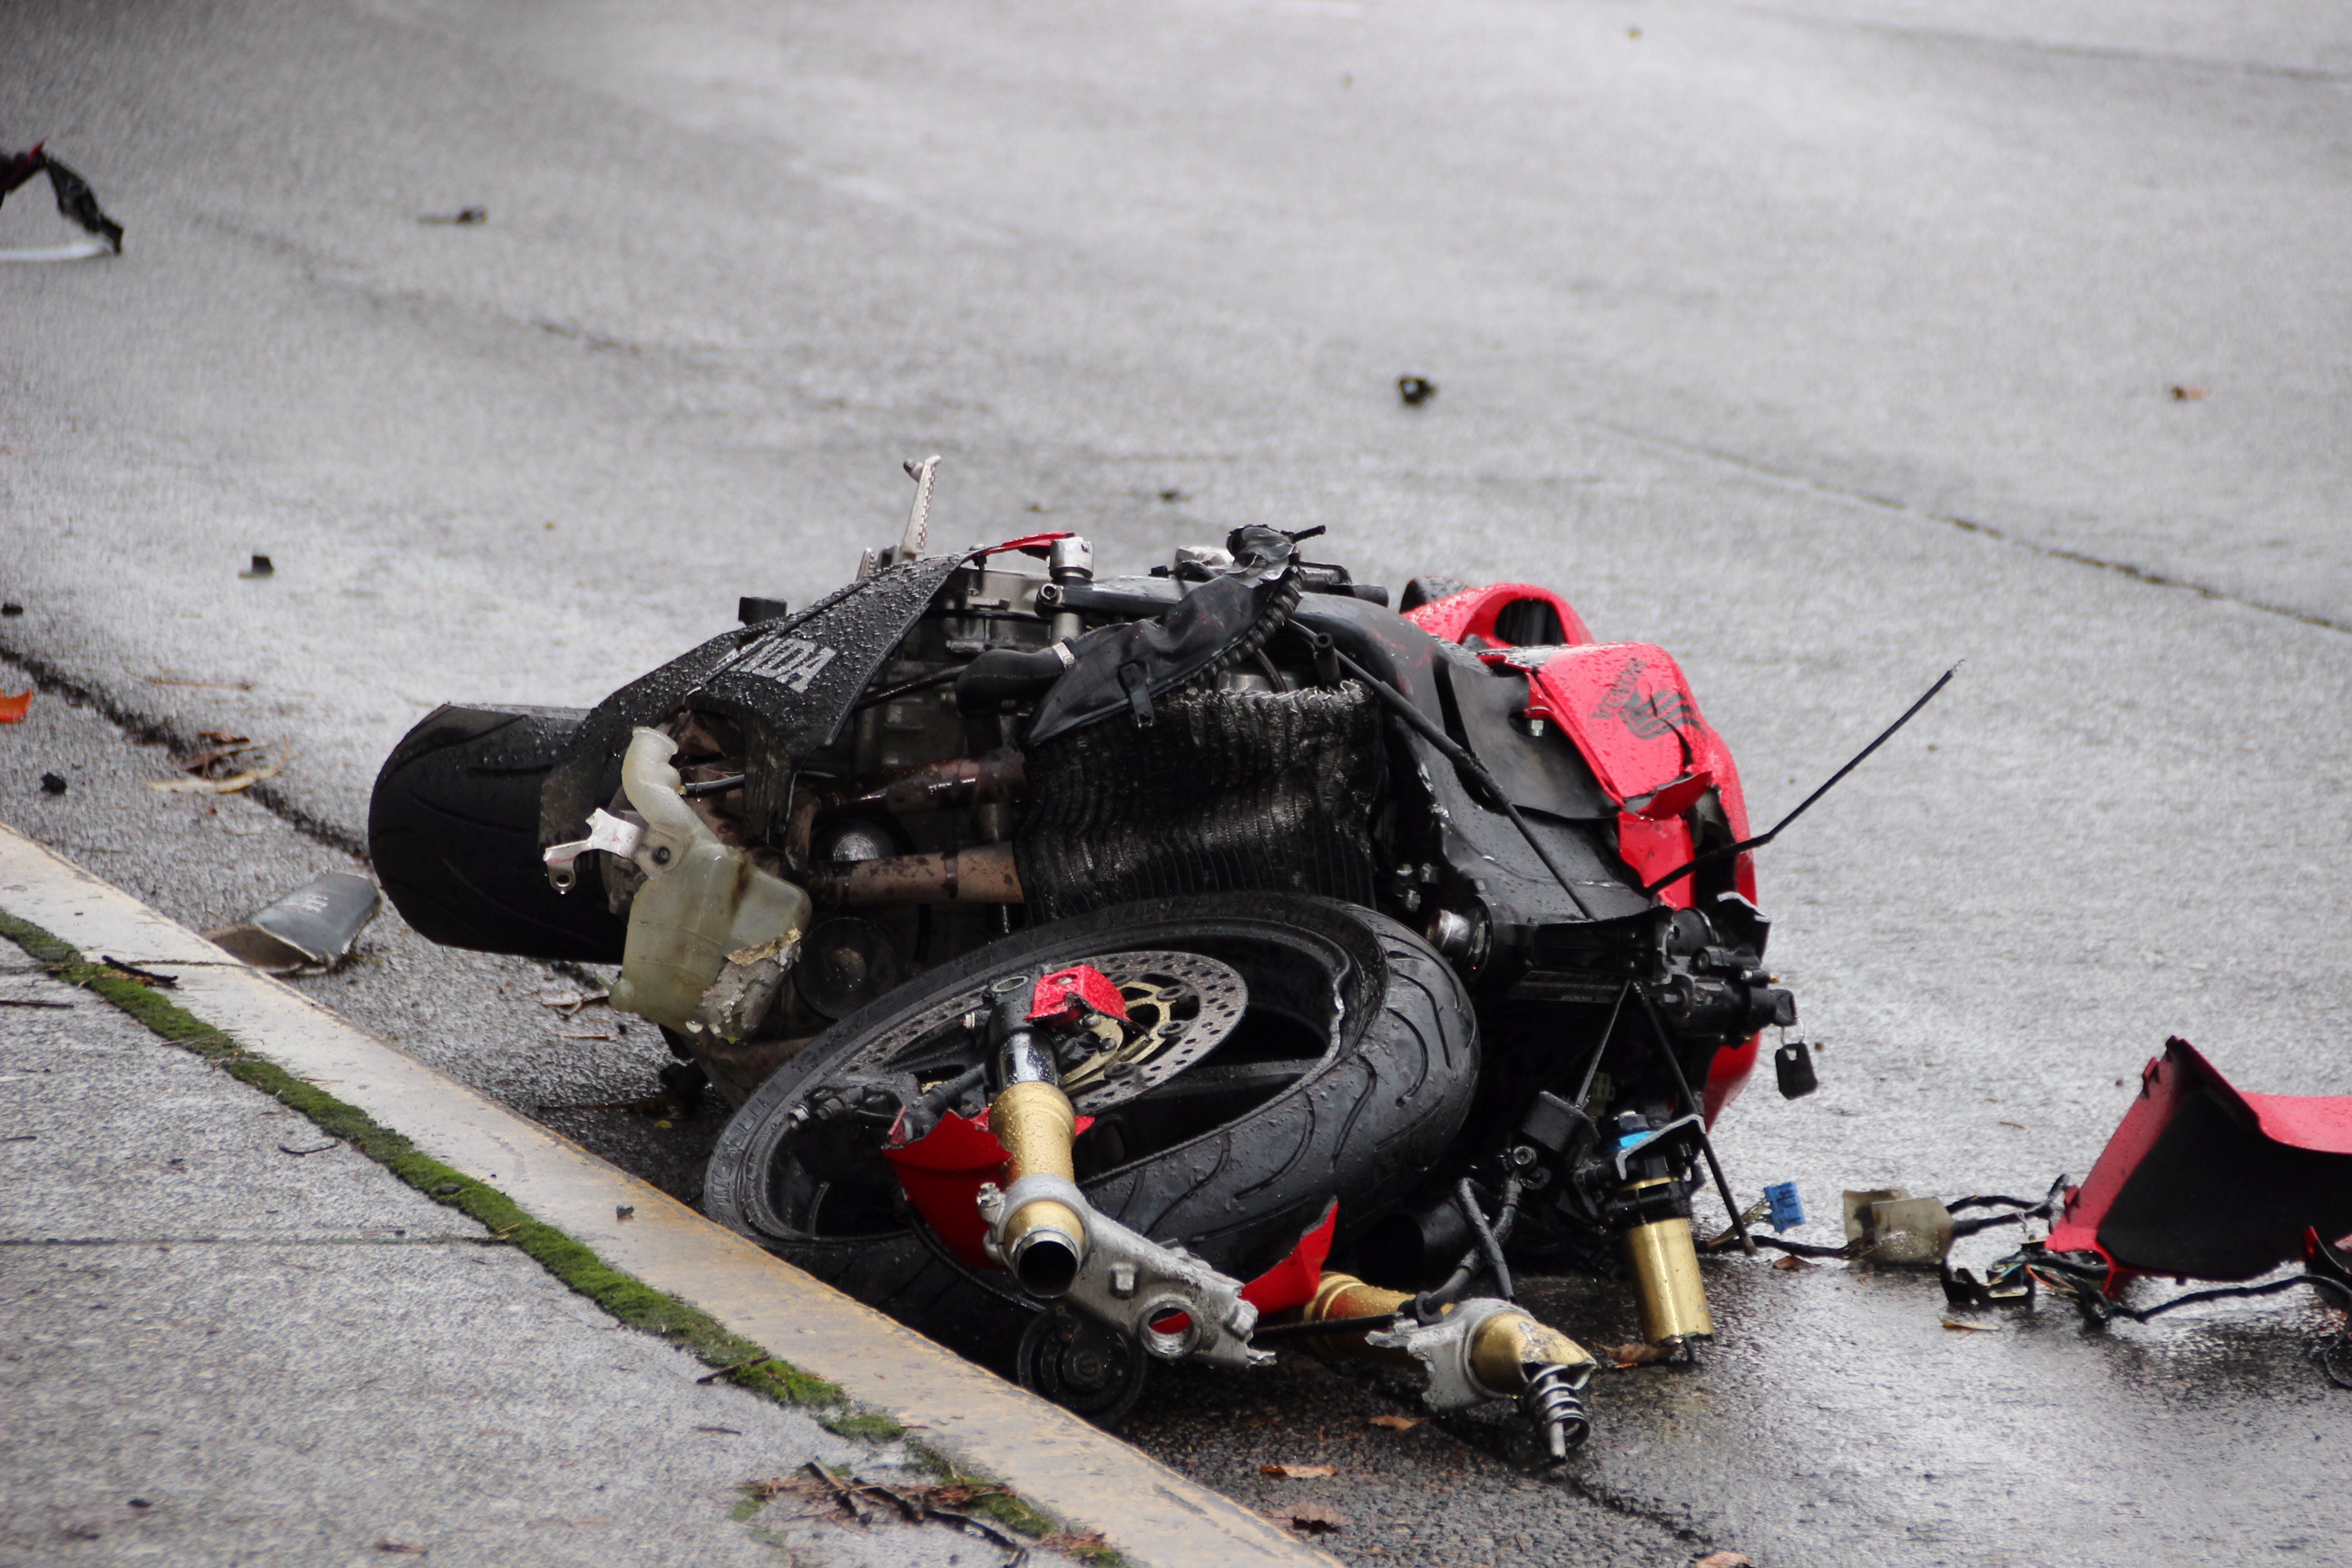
[1403, 583, 1592, 650]
[1152, 1199, 1341, 1338]
[968, 530, 1074, 560]
[2045, 1036, 2352, 1289]
[1030, 965, 1130, 1024]
[884, 1106, 1098, 1268]
[1240, 1200, 1340, 1318]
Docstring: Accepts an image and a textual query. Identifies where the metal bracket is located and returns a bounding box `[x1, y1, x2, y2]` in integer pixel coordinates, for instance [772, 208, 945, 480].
[543, 808, 645, 891]
[1364, 1298, 1518, 1413]
[978, 1174, 1271, 1371]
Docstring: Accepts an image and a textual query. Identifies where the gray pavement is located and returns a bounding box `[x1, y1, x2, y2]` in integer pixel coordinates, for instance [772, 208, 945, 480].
[0, 948, 1044, 1568]
[5, 0, 2351, 1563]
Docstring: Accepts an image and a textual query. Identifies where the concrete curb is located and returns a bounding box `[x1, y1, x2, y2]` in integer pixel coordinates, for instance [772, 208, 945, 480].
[0, 824, 1337, 1568]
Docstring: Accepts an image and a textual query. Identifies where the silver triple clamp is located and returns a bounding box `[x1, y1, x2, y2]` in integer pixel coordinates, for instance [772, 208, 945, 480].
[977, 1174, 1273, 1372]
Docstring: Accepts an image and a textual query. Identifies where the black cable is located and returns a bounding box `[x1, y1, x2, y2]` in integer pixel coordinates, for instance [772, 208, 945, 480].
[1642, 665, 1958, 897]
[1571, 982, 1631, 1113]
[1458, 1177, 1515, 1303]
[1250, 1312, 1401, 1344]
[681, 773, 747, 798]
[1632, 986, 1755, 1255]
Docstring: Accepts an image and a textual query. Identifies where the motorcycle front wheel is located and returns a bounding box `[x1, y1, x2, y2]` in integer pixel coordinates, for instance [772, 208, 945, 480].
[701, 892, 1479, 1373]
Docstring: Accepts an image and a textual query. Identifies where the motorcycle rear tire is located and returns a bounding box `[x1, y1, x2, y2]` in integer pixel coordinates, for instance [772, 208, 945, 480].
[701, 893, 1478, 1371]
[368, 703, 628, 962]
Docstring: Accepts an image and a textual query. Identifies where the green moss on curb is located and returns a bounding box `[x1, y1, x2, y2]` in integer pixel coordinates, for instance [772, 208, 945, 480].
[0, 909, 836, 1407]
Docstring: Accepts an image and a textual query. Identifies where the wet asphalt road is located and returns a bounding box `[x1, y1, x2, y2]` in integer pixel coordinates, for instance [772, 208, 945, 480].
[5, 2, 2350, 1563]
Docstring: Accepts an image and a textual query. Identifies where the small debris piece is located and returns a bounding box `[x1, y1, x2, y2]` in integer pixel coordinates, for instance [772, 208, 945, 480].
[1366, 1414, 1422, 1432]
[418, 207, 487, 225]
[41, 772, 68, 795]
[205, 872, 380, 972]
[1999, 1120, 2027, 1130]
[100, 956, 178, 989]
[694, 1425, 742, 1435]
[537, 987, 611, 1015]
[1941, 1318, 1996, 1333]
[1259, 1464, 1337, 1479]
[0, 145, 125, 251]
[151, 755, 283, 795]
[1603, 1342, 1674, 1367]
[278, 1141, 340, 1157]
[1159, 488, 1190, 503]
[374, 1544, 428, 1557]
[1, 602, 22, 616]
[615, 1204, 636, 1221]
[126, 1499, 151, 1509]
[1693, 1554, 1750, 1568]
[240, 554, 274, 578]
[1396, 375, 1437, 406]
[696, 1354, 772, 1385]
[2169, 385, 2210, 401]
[1273, 1502, 1347, 1534]
[0, 691, 31, 723]
[1771, 1253, 1815, 1271]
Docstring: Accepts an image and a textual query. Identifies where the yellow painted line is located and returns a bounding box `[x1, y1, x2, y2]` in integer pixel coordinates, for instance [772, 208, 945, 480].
[0, 824, 1335, 1568]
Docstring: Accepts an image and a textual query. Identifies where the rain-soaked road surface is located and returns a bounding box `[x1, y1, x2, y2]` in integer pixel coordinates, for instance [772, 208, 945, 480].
[6, 2, 2350, 1563]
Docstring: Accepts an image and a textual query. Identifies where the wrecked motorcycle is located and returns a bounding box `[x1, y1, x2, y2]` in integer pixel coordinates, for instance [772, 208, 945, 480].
[371, 465, 1812, 1453]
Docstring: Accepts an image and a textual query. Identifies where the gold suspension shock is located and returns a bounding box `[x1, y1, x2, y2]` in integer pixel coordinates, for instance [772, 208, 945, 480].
[1618, 1176, 1714, 1347]
[985, 975, 1085, 1296]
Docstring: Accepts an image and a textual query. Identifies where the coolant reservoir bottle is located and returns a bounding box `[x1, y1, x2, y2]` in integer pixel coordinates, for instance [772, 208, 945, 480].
[607, 728, 810, 1032]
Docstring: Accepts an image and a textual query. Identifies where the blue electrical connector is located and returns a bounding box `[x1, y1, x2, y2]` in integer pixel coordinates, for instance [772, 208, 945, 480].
[1765, 1181, 1805, 1232]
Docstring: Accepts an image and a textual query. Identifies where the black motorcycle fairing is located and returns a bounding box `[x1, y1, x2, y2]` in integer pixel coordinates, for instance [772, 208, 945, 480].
[538, 556, 965, 848]
[1025, 526, 1301, 745]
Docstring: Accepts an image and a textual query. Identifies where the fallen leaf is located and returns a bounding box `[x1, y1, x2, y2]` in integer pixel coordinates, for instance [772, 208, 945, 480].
[1604, 1342, 1673, 1367]
[1941, 1319, 1997, 1333]
[0, 691, 30, 723]
[1772, 1253, 1815, 1271]
[1694, 1553, 1752, 1567]
[150, 759, 282, 795]
[2169, 384, 2210, 401]
[1366, 1414, 1423, 1432]
[1259, 1463, 1337, 1479]
[197, 730, 250, 746]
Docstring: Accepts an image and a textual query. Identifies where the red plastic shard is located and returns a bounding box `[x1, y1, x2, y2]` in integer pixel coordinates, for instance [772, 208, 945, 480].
[0, 691, 31, 723]
[1030, 965, 1129, 1025]
[883, 1104, 1098, 1269]
[2045, 1036, 2352, 1289]
[967, 530, 1073, 561]
[1240, 1199, 1341, 1318]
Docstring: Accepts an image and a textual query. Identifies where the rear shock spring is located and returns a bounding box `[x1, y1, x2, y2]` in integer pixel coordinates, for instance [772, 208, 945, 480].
[1519, 1361, 1592, 1461]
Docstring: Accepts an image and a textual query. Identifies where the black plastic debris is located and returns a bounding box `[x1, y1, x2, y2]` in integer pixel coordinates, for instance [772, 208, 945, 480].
[0, 144, 124, 252]
[1397, 375, 1437, 406]
[2, 603, 23, 617]
[419, 206, 487, 226]
[1775, 1038, 1818, 1098]
[40, 772, 66, 796]
[204, 871, 382, 974]
[240, 555, 274, 579]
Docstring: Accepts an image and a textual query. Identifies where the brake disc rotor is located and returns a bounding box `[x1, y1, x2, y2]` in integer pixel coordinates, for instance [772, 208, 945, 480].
[864, 948, 1248, 1115]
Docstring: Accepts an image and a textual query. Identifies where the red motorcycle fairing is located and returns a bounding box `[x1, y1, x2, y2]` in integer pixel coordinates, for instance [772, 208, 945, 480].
[2046, 1037, 2352, 1288]
[1403, 583, 1593, 650]
[1512, 642, 1762, 1123]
